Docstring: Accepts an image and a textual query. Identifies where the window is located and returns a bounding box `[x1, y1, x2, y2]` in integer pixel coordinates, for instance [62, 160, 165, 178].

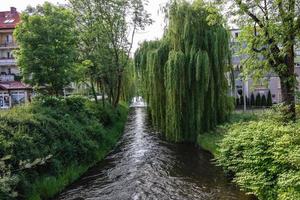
[0, 92, 10, 108]
[5, 34, 13, 43]
[7, 52, 10, 58]
[11, 91, 25, 107]
[3, 19, 15, 24]
[235, 32, 239, 38]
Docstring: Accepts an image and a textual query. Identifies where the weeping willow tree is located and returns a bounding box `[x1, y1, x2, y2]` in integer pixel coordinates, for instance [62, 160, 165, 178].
[135, 0, 233, 142]
[120, 60, 137, 103]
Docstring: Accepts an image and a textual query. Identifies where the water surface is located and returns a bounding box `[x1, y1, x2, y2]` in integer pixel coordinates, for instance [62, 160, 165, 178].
[57, 108, 251, 200]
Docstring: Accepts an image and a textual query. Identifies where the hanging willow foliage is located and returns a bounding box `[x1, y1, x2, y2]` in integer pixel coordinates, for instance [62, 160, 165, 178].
[135, 0, 233, 142]
[120, 60, 137, 103]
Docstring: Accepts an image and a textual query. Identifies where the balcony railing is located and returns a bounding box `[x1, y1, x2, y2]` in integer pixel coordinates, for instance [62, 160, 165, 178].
[0, 74, 15, 81]
[0, 42, 18, 48]
[0, 58, 16, 66]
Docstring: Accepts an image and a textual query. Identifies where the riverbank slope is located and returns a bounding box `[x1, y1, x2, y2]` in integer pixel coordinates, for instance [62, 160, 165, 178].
[197, 106, 300, 200]
[0, 96, 128, 200]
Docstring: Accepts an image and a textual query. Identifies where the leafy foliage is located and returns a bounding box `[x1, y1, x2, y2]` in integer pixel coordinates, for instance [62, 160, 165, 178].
[216, 112, 300, 200]
[219, 0, 300, 120]
[267, 91, 273, 107]
[68, 0, 151, 106]
[0, 97, 128, 199]
[256, 93, 261, 106]
[250, 93, 255, 106]
[261, 95, 267, 107]
[135, 0, 233, 142]
[14, 3, 77, 95]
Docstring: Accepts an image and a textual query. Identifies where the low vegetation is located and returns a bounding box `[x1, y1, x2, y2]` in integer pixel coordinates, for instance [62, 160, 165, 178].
[0, 96, 128, 200]
[198, 105, 300, 200]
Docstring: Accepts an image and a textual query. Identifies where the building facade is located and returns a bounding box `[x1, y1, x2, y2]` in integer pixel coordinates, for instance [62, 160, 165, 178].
[230, 29, 300, 105]
[0, 7, 31, 109]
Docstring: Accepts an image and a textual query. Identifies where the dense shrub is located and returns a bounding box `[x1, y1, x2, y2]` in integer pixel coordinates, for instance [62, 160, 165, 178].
[216, 115, 300, 200]
[236, 98, 240, 107]
[255, 93, 261, 106]
[240, 95, 244, 106]
[0, 97, 128, 199]
[267, 91, 272, 106]
[250, 93, 255, 106]
[261, 95, 267, 107]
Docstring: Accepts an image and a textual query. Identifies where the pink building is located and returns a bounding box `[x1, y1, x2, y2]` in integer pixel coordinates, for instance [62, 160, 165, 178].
[0, 7, 32, 109]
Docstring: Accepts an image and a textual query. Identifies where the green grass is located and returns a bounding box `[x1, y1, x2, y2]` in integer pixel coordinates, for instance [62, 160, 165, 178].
[27, 165, 89, 200]
[197, 131, 223, 156]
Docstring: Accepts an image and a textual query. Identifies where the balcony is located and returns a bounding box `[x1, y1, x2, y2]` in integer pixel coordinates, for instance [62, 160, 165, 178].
[0, 58, 16, 66]
[0, 74, 15, 81]
[0, 42, 18, 49]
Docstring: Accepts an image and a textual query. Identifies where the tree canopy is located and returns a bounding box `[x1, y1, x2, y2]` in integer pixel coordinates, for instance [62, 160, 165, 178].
[68, 0, 151, 106]
[135, 0, 233, 142]
[14, 3, 77, 96]
[219, 0, 300, 120]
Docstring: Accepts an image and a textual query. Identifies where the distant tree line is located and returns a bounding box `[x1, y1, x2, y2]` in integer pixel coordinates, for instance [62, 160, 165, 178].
[236, 90, 273, 107]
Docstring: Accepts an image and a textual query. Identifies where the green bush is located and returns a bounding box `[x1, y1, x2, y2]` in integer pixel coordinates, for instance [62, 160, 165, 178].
[216, 118, 300, 200]
[0, 97, 128, 199]
[267, 91, 272, 106]
[250, 93, 255, 106]
[256, 93, 261, 107]
[261, 94, 267, 107]
[236, 98, 240, 107]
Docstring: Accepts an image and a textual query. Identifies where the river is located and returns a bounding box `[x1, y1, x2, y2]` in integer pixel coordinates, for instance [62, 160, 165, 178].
[56, 107, 252, 200]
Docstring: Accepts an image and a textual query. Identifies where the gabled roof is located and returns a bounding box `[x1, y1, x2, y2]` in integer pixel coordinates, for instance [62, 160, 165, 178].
[0, 81, 31, 90]
[0, 7, 20, 30]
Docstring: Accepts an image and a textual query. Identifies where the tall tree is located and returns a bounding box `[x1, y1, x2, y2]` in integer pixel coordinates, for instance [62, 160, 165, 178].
[135, 0, 232, 142]
[219, 0, 300, 120]
[14, 3, 77, 96]
[69, 0, 152, 106]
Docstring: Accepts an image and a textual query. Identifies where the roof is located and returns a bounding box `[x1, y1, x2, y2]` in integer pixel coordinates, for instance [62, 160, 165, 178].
[0, 7, 20, 30]
[0, 81, 31, 90]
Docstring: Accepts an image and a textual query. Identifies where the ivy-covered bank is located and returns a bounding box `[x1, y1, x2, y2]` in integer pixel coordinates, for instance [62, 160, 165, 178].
[198, 106, 300, 200]
[0, 96, 128, 200]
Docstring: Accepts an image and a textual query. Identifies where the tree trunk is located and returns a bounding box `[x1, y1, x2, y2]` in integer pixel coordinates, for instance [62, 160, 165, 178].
[113, 73, 122, 108]
[279, 46, 296, 121]
[90, 79, 98, 103]
[100, 81, 105, 108]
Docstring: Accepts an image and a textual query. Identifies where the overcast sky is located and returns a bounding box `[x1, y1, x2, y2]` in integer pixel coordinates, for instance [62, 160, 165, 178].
[0, 0, 168, 53]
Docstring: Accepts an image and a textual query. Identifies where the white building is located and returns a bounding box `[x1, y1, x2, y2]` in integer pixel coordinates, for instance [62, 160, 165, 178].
[230, 28, 300, 104]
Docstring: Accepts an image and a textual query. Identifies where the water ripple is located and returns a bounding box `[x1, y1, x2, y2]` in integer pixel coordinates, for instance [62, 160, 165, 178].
[56, 108, 252, 200]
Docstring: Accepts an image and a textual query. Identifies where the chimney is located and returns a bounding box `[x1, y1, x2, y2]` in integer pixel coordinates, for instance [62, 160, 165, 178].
[10, 7, 17, 14]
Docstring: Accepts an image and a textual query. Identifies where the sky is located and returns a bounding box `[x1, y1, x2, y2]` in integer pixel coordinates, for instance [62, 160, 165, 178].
[0, 0, 168, 53]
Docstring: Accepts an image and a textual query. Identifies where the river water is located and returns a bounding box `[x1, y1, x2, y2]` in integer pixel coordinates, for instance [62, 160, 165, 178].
[56, 107, 252, 200]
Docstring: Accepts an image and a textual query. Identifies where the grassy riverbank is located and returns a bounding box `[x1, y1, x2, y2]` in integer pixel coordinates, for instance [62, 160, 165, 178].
[197, 106, 300, 200]
[0, 96, 128, 200]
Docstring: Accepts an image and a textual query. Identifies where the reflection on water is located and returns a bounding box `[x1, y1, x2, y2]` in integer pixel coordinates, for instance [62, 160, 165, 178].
[56, 108, 252, 200]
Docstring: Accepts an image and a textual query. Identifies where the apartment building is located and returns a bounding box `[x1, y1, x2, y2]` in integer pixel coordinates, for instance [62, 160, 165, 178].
[230, 28, 300, 104]
[0, 7, 31, 109]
